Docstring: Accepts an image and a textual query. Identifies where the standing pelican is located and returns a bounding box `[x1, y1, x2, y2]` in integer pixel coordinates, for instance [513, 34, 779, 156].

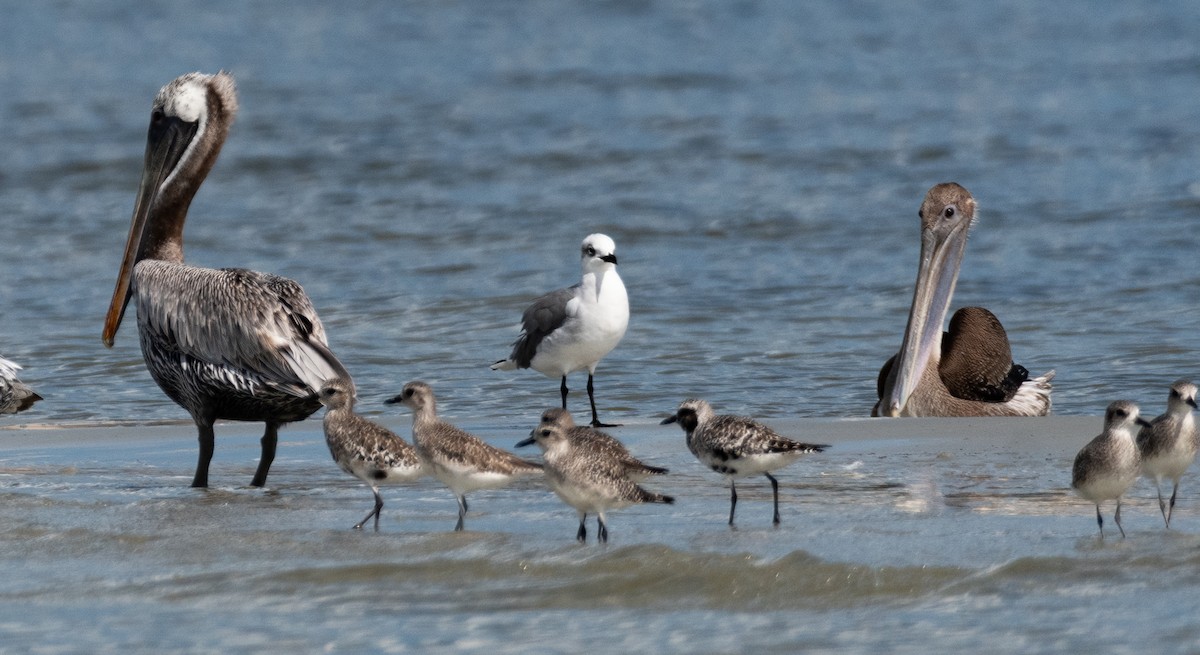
[102, 72, 349, 488]
[0, 356, 41, 415]
[873, 183, 1054, 417]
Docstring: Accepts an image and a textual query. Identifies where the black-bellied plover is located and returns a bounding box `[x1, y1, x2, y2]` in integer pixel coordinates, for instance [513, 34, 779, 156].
[490, 234, 629, 428]
[873, 183, 1054, 417]
[0, 356, 41, 415]
[517, 421, 673, 543]
[531, 408, 667, 481]
[318, 376, 424, 530]
[662, 399, 828, 527]
[386, 381, 541, 531]
[1072, 400, 1150, 538]
[1136, 379, 1198, 528]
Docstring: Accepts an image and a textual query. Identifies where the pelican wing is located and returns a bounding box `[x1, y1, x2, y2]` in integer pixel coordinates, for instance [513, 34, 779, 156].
[134, 261, 347, 397]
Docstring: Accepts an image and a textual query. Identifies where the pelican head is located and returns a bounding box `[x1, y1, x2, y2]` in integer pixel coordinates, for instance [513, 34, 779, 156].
[102, 72, 238, 347]
[878, 183, 977, 417]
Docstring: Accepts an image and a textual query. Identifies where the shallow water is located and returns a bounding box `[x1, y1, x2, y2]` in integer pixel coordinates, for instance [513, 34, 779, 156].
[3, 0, 1200, 651]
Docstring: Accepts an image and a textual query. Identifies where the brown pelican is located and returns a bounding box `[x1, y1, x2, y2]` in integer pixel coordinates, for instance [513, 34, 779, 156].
[0, 356, 41, 415]
[102, 72, 349, 488]
[873, 183, 1054, 417]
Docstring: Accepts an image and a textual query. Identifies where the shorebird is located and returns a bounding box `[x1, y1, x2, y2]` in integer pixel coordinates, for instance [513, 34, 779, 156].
[1072, 400, 1150, 538]
[318, 376, 424, 530]
[517, 421, 673, 543]
[662, 399, 828, 527]
[490, 234, 629, 428]
[102, 72, 349, 488]
[1136, 379, 1198, 528]
[873, 183, 1054, 417]
[0, 356, 41, 415]
[529, 408, 668, 481]
[386, 381, 541, 531]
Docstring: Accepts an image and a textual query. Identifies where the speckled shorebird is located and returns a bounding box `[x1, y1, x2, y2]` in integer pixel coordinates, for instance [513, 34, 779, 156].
[516, 421, 673, 543]
[102, 72, 349, 488]
[0, 356, 41, 415]
[1072, 400, 1151, 538]
[662, 399, 829, 527]
[491, 234, 629, 428]
[528, 408, 668, 481]
[1136, 379, 1198, 529]
[318, 376, 424, 530]
[386, 381, 541, 531]
[874, 183, 1054, 417]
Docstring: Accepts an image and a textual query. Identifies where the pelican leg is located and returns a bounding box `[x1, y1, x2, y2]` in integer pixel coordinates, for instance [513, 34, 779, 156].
[455, 494, 467, 531]
[597, 513, 608, 543]
[560, 376, 569, 410]
[250, 422, 279, 487]
[577, 513, 588, 542]
[1115, 499, 1126, 538]
[766, 472, 781, 526]
[587, 373, 619, 428]
[728, 479, 738, 528]
[354, 487, 385, 531]
[191, 420, 216, 488]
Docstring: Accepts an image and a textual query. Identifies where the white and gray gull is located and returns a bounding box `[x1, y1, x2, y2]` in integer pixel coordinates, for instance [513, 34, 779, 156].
[102, 72, 350, 488]
[517, 420, 673, 544]
[319, 376, 424, 530]
[662, 399, 828, 528]
[0, 356, 41, 415]
[1072, 400, 1150, 538]
[1136, 379, 1198, 529]
[491, 234, 629, 428]
[386, 381, 541, 531]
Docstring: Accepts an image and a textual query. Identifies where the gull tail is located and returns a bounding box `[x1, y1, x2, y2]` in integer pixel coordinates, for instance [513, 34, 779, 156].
[490, 359, 517, 371]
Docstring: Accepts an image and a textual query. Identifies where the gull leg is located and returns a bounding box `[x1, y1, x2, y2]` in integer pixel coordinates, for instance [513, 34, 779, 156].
[560, 376, 569, 410]
[587, 373, 619, 428]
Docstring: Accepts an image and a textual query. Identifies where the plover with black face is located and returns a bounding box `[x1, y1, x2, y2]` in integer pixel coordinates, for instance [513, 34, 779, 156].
[491, 234, 629, 428]
[318, 376, 424, 531]
[387, 381, 541, 532]
[1072, 400, 1150, 538]
[517, 421, 673, 543]
[662, 399, 828, 528]
[1136, 380, 1198, 528]
[529, 408, 667, 481]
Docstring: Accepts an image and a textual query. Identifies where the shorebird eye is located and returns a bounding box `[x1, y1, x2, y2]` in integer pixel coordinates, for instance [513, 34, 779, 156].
[943, 206, 955, 219]
[404, 389, 414, 397]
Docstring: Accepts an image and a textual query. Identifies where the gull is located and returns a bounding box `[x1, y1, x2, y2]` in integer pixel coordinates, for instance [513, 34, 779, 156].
[491, 234, 629, 428]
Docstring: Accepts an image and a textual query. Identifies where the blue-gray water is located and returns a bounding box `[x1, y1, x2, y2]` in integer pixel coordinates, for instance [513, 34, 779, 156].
[2, 0, 1200, 652]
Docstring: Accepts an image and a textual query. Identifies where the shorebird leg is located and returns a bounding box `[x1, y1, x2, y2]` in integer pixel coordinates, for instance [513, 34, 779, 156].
[1114, 500, 1126, 538]
[1167, 480, 1179, 528]
[192, 420, 216, 488]
[1094, 505, 1104, 538]
[1152, 479, 1169, 527]
[587, 373, 620, 428]
[597, 514, 608, 543]
[560, 376, 569, 410]
[728, 479, 738, 528]
[354, 488, 385, 531]
[250, 422, 280, 487]
[455, 494, 468, 531]
[577, 513, 588, 542]
[766, 472, 781, 526]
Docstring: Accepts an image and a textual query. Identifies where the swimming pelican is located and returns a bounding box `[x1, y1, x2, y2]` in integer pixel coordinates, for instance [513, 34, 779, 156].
[0, 355, 41, 415]
[873, 183, 1054, 417]
[102, 72, 349, 488]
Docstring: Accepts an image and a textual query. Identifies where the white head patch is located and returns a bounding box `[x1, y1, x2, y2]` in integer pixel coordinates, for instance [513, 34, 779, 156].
[159, 77, 208, 123]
